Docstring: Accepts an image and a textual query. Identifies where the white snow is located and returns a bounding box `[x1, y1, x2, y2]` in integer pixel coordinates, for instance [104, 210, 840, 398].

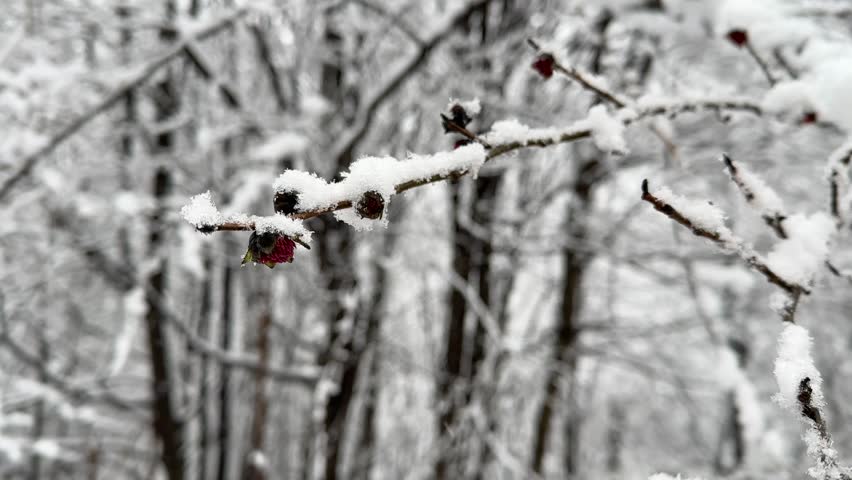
[651, 186, 735, 243]
[273, 144, 487, 228]
[807, 59, 852, 132]
[253, 214, 312, 241]
[586, 104, 627, 154]
[109, 287, 145, 376]
[722, 156, 785, 218]
[718, 347, 765, 449]
[180, 191, 223, 229]
[30, 439, 74, 461]
[761, 81, 813, 119]
[763, 43, 852, 132]
[773, 323, 822, 412]
[765, 213, 833, 286]
[482, 106, 625, 154]
[715, 0, 813, 50]
[181, 191, 312, 241]
[251, 131, 309, 162]
[649, 474, 702, 480]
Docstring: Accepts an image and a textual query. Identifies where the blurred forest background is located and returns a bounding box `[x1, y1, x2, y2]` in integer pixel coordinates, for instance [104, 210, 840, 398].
[1, 0, 852, 479]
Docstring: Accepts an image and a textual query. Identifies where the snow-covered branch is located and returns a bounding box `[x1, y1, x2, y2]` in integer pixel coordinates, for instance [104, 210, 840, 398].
[184, 97, 764, 248]
[640, 179, 804, 296]
[722, 154, 787, 238]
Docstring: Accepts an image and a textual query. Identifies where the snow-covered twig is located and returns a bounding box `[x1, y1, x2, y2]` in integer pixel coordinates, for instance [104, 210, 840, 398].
[775, 323, 851, 479]
[640, 179, 804, 296]
[527, 38, 629, 108]
[724, 154, 852, 285]
[189, 99, 763, 236]
[827, 139, 852, 227]
[722, 154, 787, 238]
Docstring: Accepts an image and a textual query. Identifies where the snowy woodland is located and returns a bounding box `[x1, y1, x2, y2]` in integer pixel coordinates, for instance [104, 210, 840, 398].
[4, 0, 852, 478]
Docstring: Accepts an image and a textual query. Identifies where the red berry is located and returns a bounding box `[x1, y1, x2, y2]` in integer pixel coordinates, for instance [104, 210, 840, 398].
[800, 112, 818, 124]
[726, 29, 748, 47]
[355, 190, 385, 220]
[532, 54, 555, 79]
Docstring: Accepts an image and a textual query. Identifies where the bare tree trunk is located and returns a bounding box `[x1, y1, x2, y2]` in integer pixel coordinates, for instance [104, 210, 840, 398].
[354, 220, 400, 480]
[606, 401, 625, 473]
[530, 158, 597, 476]
[28, 324, 48, 480]
[197, 254, 213, 480]
[242, 300, 272, 480]
[216, 253, 234, 480]
[434, 182, 474, 480]
[144, 3, 185, 478]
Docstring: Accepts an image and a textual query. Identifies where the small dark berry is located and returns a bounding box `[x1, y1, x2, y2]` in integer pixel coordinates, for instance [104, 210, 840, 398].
[532, 54, 555, 79]
[274, 189, 300, 215]
[726, 29, 748, 47]
[355, 190, 385, 220]
[800, 112, 818, 124]
[450, 104, 472, 128]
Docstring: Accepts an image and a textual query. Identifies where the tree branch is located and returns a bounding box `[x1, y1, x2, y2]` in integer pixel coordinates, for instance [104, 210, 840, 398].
[640, 179, 805, 296]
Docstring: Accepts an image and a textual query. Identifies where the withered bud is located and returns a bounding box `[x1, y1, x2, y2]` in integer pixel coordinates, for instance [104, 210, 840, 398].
[356, 190, 385, 220]
[274, 189, 299, 215]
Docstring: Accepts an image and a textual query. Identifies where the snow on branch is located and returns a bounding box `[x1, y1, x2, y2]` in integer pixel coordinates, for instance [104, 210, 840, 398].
[180, 191, 312, 248]
[640, 179, 803, 295]
[185, 98, 762, 239]
[722, 154, 787, 236]
[827, 138, 852, 227]
[724, 154, 848, 286]
[774, 323, 851, 480]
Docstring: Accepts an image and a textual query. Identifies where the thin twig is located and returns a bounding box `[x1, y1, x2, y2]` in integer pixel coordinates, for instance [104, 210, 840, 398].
[744, 41, 776, 86]
[640, 179, 805, 296]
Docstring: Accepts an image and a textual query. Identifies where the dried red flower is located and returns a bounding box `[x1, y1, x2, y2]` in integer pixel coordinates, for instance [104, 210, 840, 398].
[726, 29, 748, 47]
[532, 54, 555, 79]
[242, 232, 296, 268]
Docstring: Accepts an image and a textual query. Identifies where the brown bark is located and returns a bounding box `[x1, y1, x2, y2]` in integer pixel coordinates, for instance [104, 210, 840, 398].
[216, 262, 234, 480]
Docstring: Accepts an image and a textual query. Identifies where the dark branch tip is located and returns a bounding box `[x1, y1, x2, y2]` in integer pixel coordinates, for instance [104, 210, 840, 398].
[641, 178, 649, 196]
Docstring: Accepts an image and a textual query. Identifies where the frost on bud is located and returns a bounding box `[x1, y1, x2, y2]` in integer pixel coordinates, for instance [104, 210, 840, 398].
[242, 232, 296, 268]
[355, 190, 385, 220]
[532, 53, 555, 79]
[726, 29, 748, 47]
[274, 189, 300, 215]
